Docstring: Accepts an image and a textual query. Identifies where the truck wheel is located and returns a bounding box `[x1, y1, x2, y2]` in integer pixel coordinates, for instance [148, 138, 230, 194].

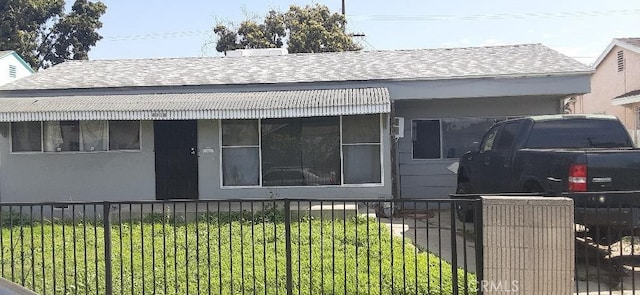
[455, 183, 475, 222]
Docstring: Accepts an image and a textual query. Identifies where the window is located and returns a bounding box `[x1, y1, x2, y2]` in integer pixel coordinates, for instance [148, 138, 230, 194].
[342, 114, 381, 184]
[526, 119, 632, 148]
[412, 117, 499, 159]
[481, 127, 499, 152]
[109, 121, 140, 150]
[221, 120, 260, 186]
[11, 122, 41, 152]
[495, 122, 520, 150]
[11, 120, 141, 153]
[412, 120, 441, 159]
[44, 121, 80, 152]
[8, 65, 16, 78]
[220, 115, 382, 187]
[261, 117, 340, 186]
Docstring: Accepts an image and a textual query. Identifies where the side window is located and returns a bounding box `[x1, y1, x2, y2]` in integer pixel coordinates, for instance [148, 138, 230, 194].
[495, 122, 520, 150]
[481, 126, 499, 152]
[412, 120, 441, 159]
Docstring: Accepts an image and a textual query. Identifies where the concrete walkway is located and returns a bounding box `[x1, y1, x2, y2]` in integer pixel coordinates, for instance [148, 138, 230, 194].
[373, 209, 479, 273]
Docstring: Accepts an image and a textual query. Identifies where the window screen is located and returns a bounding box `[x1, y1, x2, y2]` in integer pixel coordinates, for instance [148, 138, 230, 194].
[11, 122, 41, 152]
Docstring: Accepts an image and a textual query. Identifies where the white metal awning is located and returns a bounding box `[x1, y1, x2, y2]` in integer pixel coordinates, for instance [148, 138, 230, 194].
[612, 93, 640, 106]
[0, 88, 390, 122]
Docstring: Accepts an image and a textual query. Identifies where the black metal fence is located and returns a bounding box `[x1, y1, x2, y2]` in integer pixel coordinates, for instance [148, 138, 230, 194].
[0, 198, 482, 295]
[572, 191, 640, 294]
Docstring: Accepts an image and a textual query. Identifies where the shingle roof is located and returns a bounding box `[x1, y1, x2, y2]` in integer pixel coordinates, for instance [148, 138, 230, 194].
[0, 88, 390, 121]
[618, 38, 640, 48]
[0, 44, 592, 91]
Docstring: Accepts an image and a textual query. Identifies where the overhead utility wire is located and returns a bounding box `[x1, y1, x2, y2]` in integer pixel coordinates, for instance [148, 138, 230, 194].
[102, 8, 640, 42]
[356, 8, 640, 21]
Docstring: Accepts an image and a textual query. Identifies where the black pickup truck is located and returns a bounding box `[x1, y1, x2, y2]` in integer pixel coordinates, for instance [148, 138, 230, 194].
[454, 115, 640, 240]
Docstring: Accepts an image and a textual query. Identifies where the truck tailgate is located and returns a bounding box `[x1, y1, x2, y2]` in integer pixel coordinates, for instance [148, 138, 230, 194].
[586, 149, 640, 191]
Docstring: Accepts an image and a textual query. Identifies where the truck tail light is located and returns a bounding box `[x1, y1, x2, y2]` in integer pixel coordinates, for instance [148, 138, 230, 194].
[568, 164, 587, 192]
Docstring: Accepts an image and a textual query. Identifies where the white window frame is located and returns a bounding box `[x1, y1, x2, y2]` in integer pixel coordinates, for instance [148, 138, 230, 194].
[9, 120, 143, 154]
[219, 115, 384, 189]
[218, 119, 262, 188]
[341, 115, 384, 186]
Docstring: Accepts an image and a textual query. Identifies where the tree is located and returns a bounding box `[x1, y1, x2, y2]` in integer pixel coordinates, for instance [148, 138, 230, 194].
[0, 0, 106, 69]
[214, 4, 361, 54]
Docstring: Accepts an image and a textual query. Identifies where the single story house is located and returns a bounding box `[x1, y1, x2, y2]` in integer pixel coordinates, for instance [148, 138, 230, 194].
[570, 38, 640, 143]
[0, 44, 592, 202]
[0, 50, 34, 86]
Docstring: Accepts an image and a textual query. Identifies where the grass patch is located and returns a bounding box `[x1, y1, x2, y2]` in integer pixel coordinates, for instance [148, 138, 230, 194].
[0, 212, 476, 294]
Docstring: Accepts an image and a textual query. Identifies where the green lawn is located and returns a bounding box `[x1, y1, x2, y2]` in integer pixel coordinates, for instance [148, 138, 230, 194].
[0, 211, 476, 294]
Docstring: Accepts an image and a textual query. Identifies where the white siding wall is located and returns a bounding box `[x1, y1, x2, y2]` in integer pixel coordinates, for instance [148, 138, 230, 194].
[0, 54, 33, 86]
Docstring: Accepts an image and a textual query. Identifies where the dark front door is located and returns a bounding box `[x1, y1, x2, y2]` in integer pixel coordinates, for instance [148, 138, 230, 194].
[154, 120, 198, 199]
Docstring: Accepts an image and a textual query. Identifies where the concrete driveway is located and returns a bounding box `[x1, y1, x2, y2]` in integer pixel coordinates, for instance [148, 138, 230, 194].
[373, 209, 479, 273]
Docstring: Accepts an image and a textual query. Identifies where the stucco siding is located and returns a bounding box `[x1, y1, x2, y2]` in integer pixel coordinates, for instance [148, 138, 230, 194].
[0, 121, 156, 202]
[0, 118, 392, 203]
[627, 48, 640, 92]
[574, 46, 640, 141]
[395, 96, 561, 198]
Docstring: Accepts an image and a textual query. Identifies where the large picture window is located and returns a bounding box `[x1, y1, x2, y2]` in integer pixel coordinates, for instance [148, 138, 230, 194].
[220, 115, 382, 187]
[262, 117, 340, 186]
[412, 117, 502, 160]
[11, 121, 141, 153]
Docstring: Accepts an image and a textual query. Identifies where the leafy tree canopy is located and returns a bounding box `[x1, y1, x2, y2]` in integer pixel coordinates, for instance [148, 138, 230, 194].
[0, 0, 107, 69]
[214, 4, 362, 54]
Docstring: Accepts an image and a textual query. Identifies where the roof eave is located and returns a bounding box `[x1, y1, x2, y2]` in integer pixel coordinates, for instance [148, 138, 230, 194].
[593, 39, 640, 69]
[0, 70, 595, 93]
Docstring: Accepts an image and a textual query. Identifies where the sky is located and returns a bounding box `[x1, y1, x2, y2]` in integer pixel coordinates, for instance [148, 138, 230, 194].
[86, 0, 640, 65]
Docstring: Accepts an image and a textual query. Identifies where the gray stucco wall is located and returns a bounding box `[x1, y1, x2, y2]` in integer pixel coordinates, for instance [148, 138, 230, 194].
[0, 117, 392, 203]
[395, 96, 562, 199]
[0, 121, 156, 202]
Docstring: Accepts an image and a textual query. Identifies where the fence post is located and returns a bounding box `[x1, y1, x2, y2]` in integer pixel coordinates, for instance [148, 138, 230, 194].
[450, 202, 459, 294]
[103, 202, 113, 295]
[284, 199, 292, 295]
[474, 198, 484, 295]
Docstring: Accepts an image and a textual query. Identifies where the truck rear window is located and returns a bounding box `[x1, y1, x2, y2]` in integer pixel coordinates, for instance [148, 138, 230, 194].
[525, 119, 633, 149]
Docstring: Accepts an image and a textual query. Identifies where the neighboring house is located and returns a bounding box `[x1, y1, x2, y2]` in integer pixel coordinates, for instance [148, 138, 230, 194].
[0, 44, 591, 202]
[0, 51, 34, 86]
[570, 38, 640, 142]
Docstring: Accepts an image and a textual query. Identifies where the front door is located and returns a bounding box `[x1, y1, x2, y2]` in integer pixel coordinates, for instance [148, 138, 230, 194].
[154, 120, 198, 199]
